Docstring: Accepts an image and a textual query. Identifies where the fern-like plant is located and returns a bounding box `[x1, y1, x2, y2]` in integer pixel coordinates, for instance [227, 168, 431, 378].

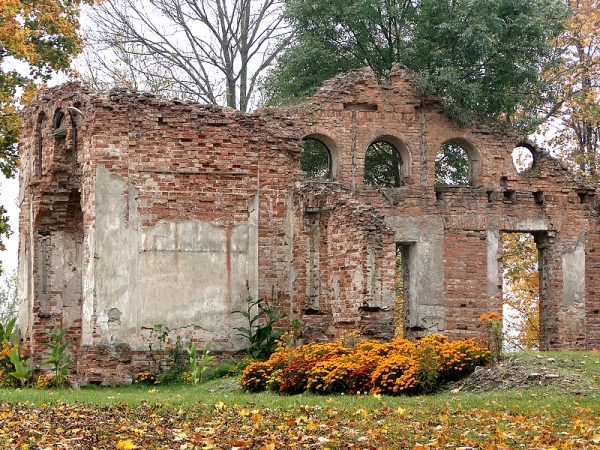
[41, 326, 71, 387]
[8, 348, 32, 387]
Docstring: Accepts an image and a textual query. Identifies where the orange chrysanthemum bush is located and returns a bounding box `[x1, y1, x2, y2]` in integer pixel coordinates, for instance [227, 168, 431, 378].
[307, 353, 371, 395]
[240, 333, 490, 396]
[370, 353, 420, 395]
[240, 353, 287, 393]
[437, 337, 491, 381]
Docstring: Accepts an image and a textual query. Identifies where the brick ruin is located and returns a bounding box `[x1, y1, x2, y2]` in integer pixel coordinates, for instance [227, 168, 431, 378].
[17, 64, 600, 385]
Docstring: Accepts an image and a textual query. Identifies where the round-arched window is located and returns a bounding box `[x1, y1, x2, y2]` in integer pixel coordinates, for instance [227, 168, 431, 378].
[364, 141, 403, 187]
[301, 138, 331, 179]
[435, 141, 471, 186]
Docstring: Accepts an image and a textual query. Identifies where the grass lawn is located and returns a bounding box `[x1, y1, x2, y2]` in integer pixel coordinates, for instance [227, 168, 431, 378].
[1, 351, 599, 449]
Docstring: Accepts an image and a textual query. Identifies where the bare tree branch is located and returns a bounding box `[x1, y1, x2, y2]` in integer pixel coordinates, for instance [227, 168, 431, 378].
[77, 0, 291, 111]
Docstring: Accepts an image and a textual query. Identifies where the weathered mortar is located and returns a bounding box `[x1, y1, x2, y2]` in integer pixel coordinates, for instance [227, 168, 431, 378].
[17, 65, 600, 385]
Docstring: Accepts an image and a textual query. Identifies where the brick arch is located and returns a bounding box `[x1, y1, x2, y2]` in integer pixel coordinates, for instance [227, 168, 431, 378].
[438, 137, 482, 186]
[52, 108, 66, 132]
[366, 134, 413, 184]
[35, 105, 81, 229]
[301, 132, 339, 180]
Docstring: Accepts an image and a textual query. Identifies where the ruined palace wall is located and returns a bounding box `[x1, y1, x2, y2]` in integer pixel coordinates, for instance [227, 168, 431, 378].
[283, 65, 600, 347]
[83, 92, 258, 353]
[17, 85, 89, 368]
[585, 231, 600, 349]
[18, 65, 600, 385]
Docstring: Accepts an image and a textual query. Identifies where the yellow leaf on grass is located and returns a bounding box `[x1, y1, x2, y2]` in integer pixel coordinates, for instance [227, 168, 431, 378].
[116, 440, 137, 449]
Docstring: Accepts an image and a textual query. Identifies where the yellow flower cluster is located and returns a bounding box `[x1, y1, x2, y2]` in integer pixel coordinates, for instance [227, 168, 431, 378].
[0, 342, 21, 388]
[480, 312, 502, 322]
[240, 333, 491, 396]
[134, 371, 161, 385]
[371, 354, 420, 395]
[35, 373, 54, 389]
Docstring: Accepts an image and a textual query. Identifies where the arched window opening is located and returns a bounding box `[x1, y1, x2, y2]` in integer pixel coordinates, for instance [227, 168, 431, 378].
[52, 109, 66, 137]
[435, 141, 470, 186]
[301, 138, 331, 180]
[512, 145, 535, 174]
[364, 141, 403, 187]
[35, 113, 46, 179]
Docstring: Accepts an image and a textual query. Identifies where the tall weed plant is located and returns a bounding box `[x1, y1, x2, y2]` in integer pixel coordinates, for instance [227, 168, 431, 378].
[232, 295, 287, 359]
[41, 326, 71, 387]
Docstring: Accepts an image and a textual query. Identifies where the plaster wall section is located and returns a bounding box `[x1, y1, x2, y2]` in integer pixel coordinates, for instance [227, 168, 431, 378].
[92, 165, 139, 345]
[85, 93, 276, 354]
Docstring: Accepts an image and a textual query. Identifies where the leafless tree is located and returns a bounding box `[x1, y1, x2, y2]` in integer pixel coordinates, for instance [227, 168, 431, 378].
[79, 0, 290, 111]
[0, 269, 18, 325]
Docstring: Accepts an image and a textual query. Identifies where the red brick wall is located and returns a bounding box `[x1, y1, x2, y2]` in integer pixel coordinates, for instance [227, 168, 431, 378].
[586, 232, 600, 349]
[443, 230, 493, 341]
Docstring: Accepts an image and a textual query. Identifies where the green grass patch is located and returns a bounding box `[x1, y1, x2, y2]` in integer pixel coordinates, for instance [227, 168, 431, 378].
[0, 351, 599, 448]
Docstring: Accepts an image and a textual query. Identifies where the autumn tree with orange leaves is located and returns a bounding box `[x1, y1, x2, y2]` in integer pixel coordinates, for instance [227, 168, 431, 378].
[505, 1, 599, 349]
[0, 0, 95, 269]
[541, 0, 600, 177]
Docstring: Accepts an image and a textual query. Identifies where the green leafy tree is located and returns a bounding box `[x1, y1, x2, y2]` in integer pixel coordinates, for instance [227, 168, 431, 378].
[435, 142, 469, 186]
[364, 141, 402, 187]
[408, 0, 566, 128]
[265, 0, 567, 129]
[300, 139, 330, 179]
[263, 0, 416, 105]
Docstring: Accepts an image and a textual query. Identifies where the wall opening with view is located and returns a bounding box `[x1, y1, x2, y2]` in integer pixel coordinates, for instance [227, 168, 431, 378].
[512, 145, 535, 173]
[364, 141, 403, 187]
[301, 138, 331, 179]
[435, 141, 470, 186]
[501, 232, 540, 351]
[395, 243, 411, 338]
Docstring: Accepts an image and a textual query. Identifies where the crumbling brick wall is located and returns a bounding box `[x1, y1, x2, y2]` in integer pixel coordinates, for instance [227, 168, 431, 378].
[17, 64, 600, 385]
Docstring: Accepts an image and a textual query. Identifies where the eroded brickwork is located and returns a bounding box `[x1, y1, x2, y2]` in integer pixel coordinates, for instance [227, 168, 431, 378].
[18, 64, 600, 385]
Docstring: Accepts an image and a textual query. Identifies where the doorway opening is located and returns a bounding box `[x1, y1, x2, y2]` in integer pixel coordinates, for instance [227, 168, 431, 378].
[501, 232, 540, 350]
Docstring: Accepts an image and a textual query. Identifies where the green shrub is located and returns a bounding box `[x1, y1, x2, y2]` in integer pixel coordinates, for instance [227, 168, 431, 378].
[232, 295, 287, 360]
[41, 326, 71, 387]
